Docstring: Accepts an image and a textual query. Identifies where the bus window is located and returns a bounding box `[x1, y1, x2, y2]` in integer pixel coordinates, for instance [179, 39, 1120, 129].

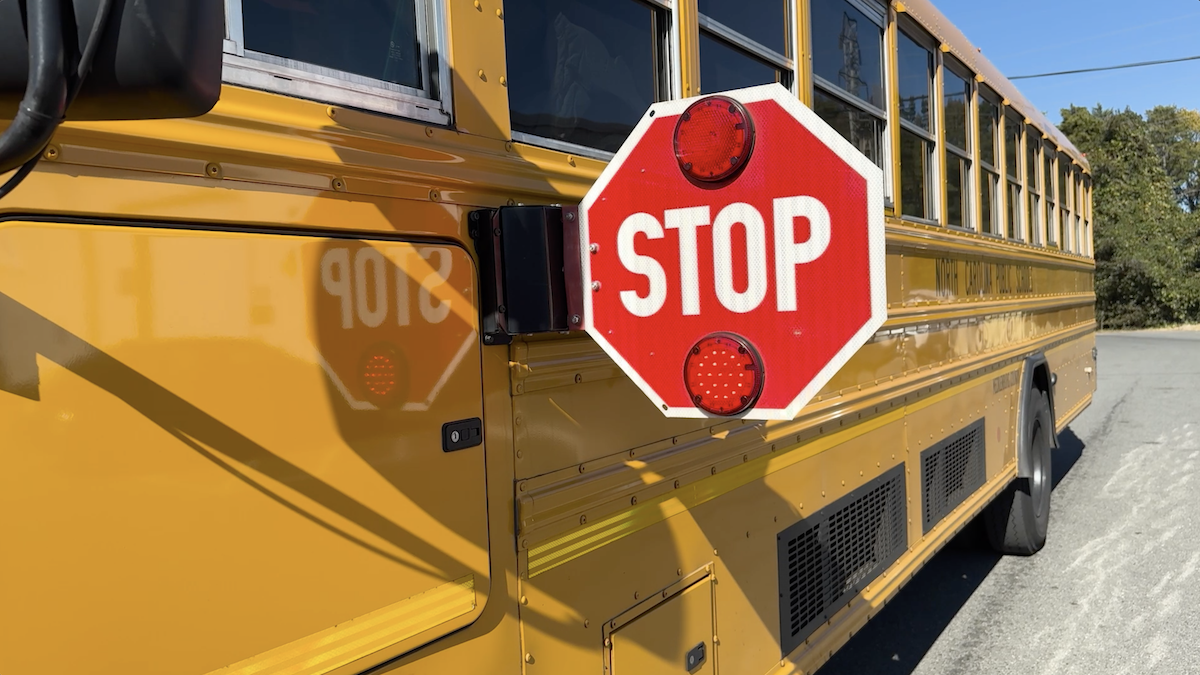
[242, 0, 422, 90]
[1059, 153, 1071, 249]
[698, 33, 783, 92]
[810, 0, 888, 172]
[504, 0, 670, 155]
[897, 24, 936, 221]
[1004, 114, 1023, 240]
[698, 0, 787, 54]
[978, 88, 1001, 235]
[1044, 141, 1057, 247]
[943, 59, 972, 230]
[698, 0, 791, 92]
[1027, 128, 1042, 245]
[225, 0, 450, 123]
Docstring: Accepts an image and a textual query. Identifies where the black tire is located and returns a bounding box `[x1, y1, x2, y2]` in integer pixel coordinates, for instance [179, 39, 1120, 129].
[984, 389, 1053, 555]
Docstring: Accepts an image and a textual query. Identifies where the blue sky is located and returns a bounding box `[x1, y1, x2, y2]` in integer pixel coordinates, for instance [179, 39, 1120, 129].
[935, 0, 1200, 122]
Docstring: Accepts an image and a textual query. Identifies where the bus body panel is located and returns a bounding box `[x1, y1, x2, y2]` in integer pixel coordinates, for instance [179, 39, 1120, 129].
[0, 221, 489, 675]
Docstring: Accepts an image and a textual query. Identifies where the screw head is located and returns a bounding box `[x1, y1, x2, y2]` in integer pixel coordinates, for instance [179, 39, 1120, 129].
[591, 281, 601, 291]
[571, 314, 581, 324]
[589, 243, 599, 254]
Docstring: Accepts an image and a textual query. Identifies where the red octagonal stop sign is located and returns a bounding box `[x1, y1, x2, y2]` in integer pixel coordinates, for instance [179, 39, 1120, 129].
[579, 84, 885, 420]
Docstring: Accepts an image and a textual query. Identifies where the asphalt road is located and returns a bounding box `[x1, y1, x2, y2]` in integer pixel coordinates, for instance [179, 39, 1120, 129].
[818, 330, 1200, 675]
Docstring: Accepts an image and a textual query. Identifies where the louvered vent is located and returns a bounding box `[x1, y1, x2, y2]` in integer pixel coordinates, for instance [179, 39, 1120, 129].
[921, 419, 986, 533]
[777, 465, 906, 656]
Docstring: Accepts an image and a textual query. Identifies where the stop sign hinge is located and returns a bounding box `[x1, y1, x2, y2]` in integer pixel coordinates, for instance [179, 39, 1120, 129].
[469, 205, 585, 345]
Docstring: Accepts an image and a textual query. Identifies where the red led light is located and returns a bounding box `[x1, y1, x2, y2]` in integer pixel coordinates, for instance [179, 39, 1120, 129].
[673, 96, 756, 184]
[360, 345, 399, 405]
[683, 333, 765, 416]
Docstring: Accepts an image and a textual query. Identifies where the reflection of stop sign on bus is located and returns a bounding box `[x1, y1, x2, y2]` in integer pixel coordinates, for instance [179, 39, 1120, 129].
[580, 84, 886, 420]
[313, 241, 476, 414]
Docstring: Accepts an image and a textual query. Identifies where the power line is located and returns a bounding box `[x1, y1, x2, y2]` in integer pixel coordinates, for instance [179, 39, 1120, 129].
[1010, 54, 1200, 80]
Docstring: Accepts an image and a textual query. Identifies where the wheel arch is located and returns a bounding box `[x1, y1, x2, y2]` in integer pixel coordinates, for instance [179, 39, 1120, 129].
[1018, 353, 1058, 479]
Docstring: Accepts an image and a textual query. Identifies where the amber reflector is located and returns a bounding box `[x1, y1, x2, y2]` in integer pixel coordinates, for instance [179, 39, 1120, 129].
[673, 95, 756, 183]
[683, 332, 765, 416]
[360, 346, 398, 404]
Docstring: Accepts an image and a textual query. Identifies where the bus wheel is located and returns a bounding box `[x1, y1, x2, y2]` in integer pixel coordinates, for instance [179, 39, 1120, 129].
[984, 389, 1053, 555]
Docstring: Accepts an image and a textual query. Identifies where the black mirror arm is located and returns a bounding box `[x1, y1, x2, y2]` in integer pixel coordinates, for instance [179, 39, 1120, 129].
[0, 0, 68, 176]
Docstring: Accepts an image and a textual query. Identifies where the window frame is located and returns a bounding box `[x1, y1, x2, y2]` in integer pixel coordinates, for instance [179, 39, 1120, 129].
[1026, 126, 1042, 246]
[1003, 111, 1023, 242]
[1072, 167, 1084, 255]
[809, 0, 892, 202]
[222, 0, 455, 126]
[507, 0, 680, 160]
[976, 85, 1002, 237]
[1058, 151, 1072, 251]
[697, 0, 797, 94]
[940, 56, 974, 232]
[895, 17, 939, 224]
[1043, 140, 1058, 248]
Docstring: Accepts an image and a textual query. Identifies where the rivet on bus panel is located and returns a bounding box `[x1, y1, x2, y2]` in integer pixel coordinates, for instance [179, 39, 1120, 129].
[478, 69, 487, 82]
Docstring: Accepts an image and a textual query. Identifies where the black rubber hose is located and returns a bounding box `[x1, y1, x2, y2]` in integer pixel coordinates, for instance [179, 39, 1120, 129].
[0, 0, 69, 175]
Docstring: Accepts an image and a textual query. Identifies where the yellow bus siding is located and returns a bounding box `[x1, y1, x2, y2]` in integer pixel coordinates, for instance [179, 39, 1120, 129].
[0, 1, 1095, 674]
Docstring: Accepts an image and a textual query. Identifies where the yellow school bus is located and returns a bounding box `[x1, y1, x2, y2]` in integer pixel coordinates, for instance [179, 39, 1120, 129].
[0, 1, 1095, 674]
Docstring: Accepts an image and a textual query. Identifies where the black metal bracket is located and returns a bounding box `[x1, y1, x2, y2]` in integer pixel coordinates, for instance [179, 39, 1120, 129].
[469, 205, 584, 346]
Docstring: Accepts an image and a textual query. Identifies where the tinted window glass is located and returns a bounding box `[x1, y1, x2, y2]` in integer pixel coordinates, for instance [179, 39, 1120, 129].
[811, 0, 885, 109]
[1045, 194, 1055, 243]
[244, 0, 422, 89]
[505, 0, 662, 153]
[700, 33, 782, 93]
[981, 171, 998, 234]
[1028, 192, 1040, 244]
[1026, 130, 1039, 188]
[978, 94, 998, 167]
[946, 151, 968, 228]
[698, 0, 787, 54]
[1044, 149, 1055, 203]
[1007, 182, 1020, 239]
[900, 130, 930, 219]
[943, 67, 970, 151]
[1005, 117, 1021, 180]
[814, 89, 882, 166]
[897, 30, 932, 130]
[1058, 157, 1069, 203]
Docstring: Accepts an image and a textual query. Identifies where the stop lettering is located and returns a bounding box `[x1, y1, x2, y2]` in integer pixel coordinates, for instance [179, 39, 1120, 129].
[579, 84, 886, 420]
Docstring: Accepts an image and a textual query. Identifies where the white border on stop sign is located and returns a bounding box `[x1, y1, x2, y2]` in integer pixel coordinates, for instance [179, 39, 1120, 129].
[578, 83, 886, 421]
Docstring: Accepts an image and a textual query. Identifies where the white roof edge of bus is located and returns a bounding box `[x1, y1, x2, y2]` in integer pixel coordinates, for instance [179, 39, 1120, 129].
[904, 0, 1091, 173]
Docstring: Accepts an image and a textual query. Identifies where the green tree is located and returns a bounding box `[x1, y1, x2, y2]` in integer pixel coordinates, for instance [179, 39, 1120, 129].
[1060, 105, 1200, 328]
[1145, 106, 1200, 212]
